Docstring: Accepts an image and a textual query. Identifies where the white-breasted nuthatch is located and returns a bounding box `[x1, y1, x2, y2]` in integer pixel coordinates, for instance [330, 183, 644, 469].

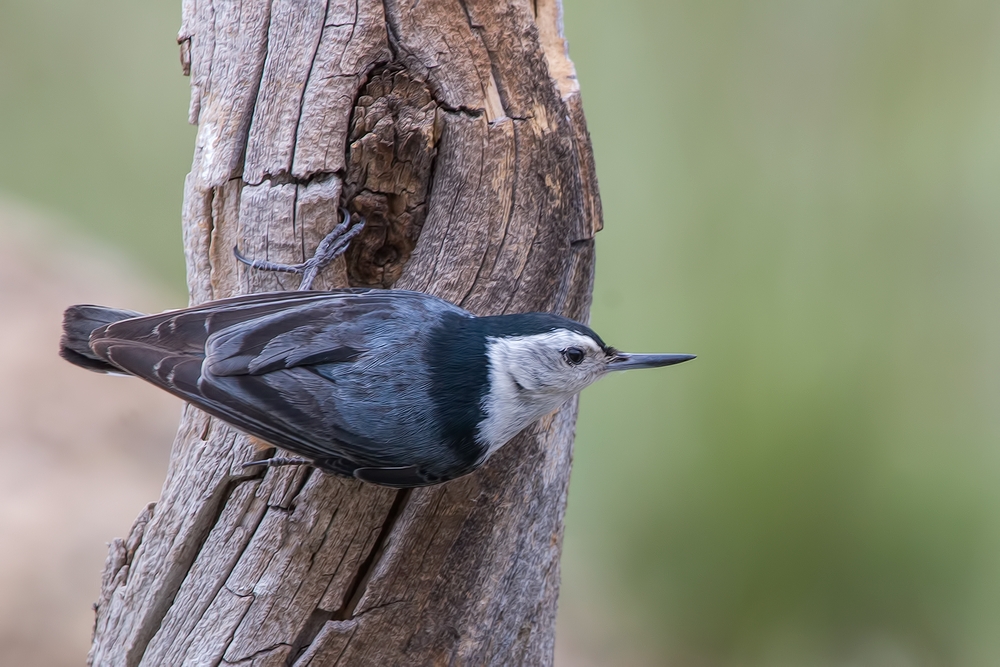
[59, 214, 694, 487]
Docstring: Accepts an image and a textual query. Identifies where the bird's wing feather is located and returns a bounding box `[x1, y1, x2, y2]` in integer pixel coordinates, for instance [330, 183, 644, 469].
[203, 292, 428, 376]
[198, 367, 402, 465]
[95, 290, 371, 354]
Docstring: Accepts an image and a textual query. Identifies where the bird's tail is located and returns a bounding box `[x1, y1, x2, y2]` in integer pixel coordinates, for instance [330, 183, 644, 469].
[59, 304, 144, 373]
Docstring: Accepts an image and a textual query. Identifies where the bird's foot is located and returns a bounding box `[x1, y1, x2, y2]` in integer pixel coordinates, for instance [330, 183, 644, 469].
[234, 208, 365, 291]
[243, 456, 313, 470]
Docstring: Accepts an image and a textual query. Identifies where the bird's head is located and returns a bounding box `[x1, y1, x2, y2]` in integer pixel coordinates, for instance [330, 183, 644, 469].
[474, 313, 694, 452]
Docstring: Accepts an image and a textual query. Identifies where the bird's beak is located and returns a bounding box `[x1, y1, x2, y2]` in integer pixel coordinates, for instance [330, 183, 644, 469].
[607, 352, 696, 371]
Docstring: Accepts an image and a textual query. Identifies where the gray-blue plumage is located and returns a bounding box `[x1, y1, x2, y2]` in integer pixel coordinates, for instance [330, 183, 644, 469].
[60, 288, 694, 487]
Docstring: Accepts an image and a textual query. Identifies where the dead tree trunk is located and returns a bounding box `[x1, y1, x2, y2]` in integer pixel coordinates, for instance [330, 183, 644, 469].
[89, 0, 601, 664]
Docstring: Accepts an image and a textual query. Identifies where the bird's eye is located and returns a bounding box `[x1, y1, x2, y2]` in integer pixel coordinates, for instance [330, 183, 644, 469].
[562, 347, 585, 365]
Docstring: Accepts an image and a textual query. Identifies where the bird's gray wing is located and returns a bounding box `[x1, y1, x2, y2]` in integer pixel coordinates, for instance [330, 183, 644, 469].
[201, 289, 450, 376]
[93, 289, 374, 355]
[90, 289, 468, 482]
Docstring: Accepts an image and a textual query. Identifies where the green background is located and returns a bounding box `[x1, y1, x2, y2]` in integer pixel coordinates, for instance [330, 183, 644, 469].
[3, 1, 1000, 665]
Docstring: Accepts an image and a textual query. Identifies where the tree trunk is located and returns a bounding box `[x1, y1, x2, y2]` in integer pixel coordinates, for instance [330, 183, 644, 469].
[89, 0, 601, 664]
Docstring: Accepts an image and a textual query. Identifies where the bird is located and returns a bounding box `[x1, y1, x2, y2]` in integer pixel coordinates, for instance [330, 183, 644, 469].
[59, 213, 694, 487]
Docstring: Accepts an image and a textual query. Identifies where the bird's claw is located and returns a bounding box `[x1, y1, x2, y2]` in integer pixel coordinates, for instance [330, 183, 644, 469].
[234, 208, 365, 290]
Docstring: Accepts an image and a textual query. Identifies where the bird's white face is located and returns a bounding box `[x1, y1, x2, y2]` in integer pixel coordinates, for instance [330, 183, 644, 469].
[476, 329, 612, 454]
[487, 329, 612, 395]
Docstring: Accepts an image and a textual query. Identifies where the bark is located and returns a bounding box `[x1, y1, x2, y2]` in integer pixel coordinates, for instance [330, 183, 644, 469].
[89, 0, 601, 664]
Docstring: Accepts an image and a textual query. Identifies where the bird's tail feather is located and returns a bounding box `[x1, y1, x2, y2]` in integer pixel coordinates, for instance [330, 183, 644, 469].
[60, 305, 144, 373]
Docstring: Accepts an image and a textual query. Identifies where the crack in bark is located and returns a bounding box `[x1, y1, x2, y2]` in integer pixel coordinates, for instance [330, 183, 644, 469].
[293, 619, 358, 667]
[281, 488, 412, 664]
[222, 642, 290, 665]
[290, 0, 333, 177]
[353, 597, 409, 618]
[497, 196, 542, 316]
[333, 488, 411, 621]
[286, 608, 335, 666]
[455, 0, 512, 121]
[458, 116, 521, 311]
[269, 465, 315, 510]
[247, 169, 343, 188]
[434, 100, 485, 118]
[231, 0, 275, 184]
[123, 461, 252, 667]
[380, 0, 401, 62]
[205, 186, 217, 302]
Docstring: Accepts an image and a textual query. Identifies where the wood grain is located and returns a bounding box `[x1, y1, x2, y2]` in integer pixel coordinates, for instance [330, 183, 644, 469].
[90, 0, 600, 664]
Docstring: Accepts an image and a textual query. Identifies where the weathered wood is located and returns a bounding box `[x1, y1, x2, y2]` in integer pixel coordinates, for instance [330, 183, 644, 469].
[90, 0, 601, 664]
[345, 68, 440, 288]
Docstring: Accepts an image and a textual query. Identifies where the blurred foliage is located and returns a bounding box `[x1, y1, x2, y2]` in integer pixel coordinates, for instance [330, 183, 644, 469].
[563, 1, 1000, 665]
[3, 1, 1000, 665]
[0, 0, 193, 285]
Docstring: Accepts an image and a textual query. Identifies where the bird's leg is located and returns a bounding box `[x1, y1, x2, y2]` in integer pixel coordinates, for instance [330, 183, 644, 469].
[243, 457, 314, 469]
[234, 208, 365, 291]
[243, 436, 312, 470]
